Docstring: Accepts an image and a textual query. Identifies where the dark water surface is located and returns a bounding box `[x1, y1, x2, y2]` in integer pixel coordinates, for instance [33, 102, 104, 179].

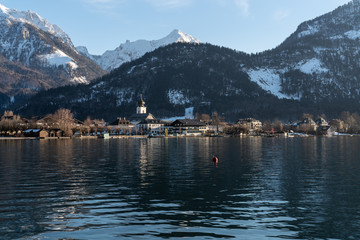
[1, 137, 360, 239]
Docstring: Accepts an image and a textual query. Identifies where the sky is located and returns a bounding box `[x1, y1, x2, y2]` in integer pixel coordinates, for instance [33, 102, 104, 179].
[0, 0, 353, 55]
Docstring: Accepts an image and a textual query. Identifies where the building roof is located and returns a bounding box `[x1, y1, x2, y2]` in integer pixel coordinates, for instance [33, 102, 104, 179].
[109, 118, 131, 126]
[237, 118, 261, 123]
[315, 118, 328, 125]
[128, 113, 155, 122]
[24, 129, 44, 133]
[172, 119, 207, 127]
[139, 119, 166, 125]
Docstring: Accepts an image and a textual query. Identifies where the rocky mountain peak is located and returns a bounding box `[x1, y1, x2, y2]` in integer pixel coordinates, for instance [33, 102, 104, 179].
[78, 29, 200, 71]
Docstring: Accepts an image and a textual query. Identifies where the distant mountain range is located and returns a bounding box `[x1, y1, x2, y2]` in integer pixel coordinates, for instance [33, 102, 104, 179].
[4, 1, 360, 121]
[77, 29, 200, 71]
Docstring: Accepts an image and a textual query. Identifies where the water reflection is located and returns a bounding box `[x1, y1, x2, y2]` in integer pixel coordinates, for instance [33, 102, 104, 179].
[1, 137, 360, 239]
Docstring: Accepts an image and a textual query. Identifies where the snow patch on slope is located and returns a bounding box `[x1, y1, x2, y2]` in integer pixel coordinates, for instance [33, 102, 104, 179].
[162, 107, 195, 121]
[71, 76, 88, 84]
[40, 49, 78, 70]
[298, 25, 319, 38]
[296, 58, 328, 74]
[345, 30, 360, 40]
[248, 69, 298, 100]
[168, 89, 190, 105]
[115, 88, 134, 106]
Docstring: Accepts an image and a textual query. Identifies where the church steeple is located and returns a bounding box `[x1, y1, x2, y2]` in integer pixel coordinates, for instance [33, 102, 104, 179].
[138, 94, 145, 107]
[136, 94, 147, 114]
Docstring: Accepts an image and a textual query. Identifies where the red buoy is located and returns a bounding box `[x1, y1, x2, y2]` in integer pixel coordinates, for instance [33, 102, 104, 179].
[212, 155, 219, 163]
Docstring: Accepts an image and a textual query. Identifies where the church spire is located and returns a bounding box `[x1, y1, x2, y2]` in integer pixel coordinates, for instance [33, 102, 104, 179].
[138, 94, 146, 107]
[136, 94, 147, 114]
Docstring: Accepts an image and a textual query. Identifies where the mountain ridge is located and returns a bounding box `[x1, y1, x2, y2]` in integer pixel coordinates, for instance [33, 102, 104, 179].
[77, 29, 200, 71]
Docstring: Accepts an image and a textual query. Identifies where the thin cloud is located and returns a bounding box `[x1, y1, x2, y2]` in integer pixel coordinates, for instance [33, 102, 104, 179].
[234, 0, 249, 16]
[145, 0, 193, 9]
[79, 0, 122, 11]
[273, 9, 289, 21]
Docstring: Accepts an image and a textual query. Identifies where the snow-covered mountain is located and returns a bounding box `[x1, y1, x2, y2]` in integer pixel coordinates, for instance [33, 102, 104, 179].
[0, 4, 74, 50]
[0, 3, 105, 98]
[77, 29, 200, 71]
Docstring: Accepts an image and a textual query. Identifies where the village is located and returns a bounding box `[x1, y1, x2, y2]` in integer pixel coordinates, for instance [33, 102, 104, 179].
[0, 95, 358, 139]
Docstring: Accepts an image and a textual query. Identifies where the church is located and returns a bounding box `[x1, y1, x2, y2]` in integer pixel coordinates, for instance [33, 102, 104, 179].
[128, 94, 155, 125]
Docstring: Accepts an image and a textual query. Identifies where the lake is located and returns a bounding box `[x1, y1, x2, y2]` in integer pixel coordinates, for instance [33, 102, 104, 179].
[1, 136, 360, 239]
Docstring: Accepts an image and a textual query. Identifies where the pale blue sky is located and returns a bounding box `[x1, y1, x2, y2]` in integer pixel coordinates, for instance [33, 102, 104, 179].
[0, 0, 352, 55]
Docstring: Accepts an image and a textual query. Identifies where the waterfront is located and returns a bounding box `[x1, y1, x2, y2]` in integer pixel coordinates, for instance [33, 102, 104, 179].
[1, 137, 360, 239]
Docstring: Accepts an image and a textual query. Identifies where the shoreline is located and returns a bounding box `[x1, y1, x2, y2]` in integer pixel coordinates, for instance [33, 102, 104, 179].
[0, 133, 357, 140]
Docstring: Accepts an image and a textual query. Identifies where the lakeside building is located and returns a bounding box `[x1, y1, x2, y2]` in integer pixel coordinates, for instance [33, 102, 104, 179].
[292, 117, 318, 133]
[315, 117, 328, 126]
[24, 129, 49, 138]
[171, 119, 207, 136]
[236, 118, 262, 131]
[108, 118, 134, 135]
[138, 119, 167, 135]
[207, 121, 228, 134]
[1, 110, 15, 120]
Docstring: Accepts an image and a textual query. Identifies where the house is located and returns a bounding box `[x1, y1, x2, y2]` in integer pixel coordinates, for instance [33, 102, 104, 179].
[108, 117, 134, 135]
[36, 114, 57, 129]
[236, 118, 262, 131]
[207, 121, 228, 134]
[315, 117, 328, 126]
[317, 125, 335, 136]
[1, 110, 15, 120]
[138, 119, 166, 135]
[171, 119, 207, 136]
[48, 129, 65, 138]
[295, 118, 318, 132]
[24, 129, 49, 138]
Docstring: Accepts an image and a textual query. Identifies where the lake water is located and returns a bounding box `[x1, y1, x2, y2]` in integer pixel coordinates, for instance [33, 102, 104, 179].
[1, 137, 360, 240]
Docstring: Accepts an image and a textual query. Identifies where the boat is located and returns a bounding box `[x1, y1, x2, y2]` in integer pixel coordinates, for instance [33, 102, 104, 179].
[99, 133, 110, 139]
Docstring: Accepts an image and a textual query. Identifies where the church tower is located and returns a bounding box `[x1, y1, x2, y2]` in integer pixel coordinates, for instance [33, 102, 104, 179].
[136, 94, 147, 114]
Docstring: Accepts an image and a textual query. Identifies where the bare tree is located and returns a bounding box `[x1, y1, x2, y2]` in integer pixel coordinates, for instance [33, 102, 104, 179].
[263, 120, 272, 131]
[199, 114, 211, 122]
[302, 113, 314, 121]
[273, 119, 283, 132]
[52, 108, 75, 136]
[212, 112, 224, 133]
